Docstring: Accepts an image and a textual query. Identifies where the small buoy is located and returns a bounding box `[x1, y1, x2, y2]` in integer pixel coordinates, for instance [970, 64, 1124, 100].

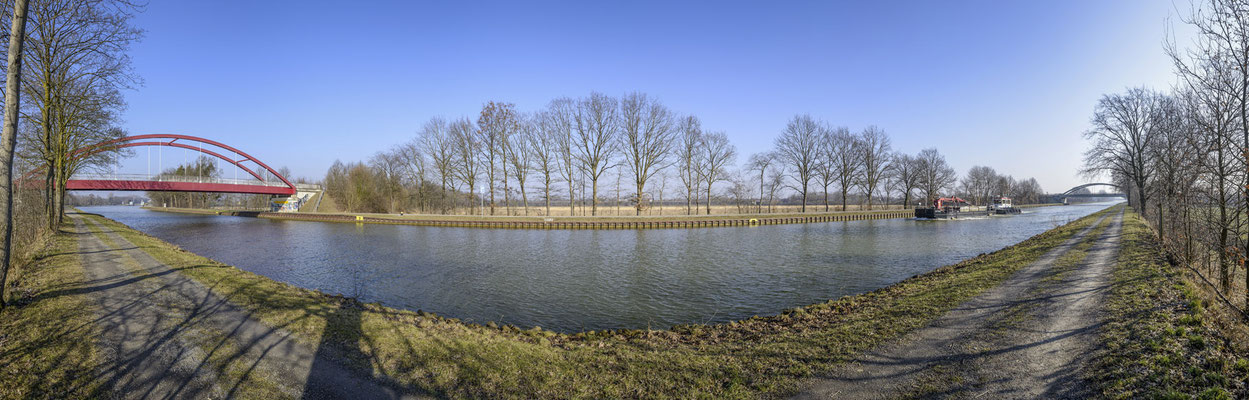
[749, 218, 759, 226]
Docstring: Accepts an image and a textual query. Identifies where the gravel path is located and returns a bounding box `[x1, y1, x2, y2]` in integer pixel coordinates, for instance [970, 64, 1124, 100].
[71, 213, 425, 399]
[795, 208, 1123, 399]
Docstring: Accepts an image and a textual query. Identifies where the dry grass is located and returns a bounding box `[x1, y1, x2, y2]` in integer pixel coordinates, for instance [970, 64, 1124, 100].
[0, 222, 104, 399]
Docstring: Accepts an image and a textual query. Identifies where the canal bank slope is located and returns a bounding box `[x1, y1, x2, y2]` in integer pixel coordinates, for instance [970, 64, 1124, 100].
[794, 206, 1249, 399]
[8, 204, 1233, 398]
[16, 205, 1115, 399]
[142, 204, 1058, 230]
[796, 207, 1121, 398]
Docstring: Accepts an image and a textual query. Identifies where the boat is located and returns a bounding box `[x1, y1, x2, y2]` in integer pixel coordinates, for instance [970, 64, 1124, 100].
[914, 197, 990, 219]
[988, 196, 1022, 215]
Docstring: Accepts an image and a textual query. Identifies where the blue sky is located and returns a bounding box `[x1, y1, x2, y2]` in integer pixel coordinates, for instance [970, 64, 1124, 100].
[117, 1, 1191, 192]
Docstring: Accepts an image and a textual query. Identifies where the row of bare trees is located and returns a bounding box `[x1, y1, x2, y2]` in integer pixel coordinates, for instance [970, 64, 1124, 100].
[958, 166, 1044, 206]
[327, 94, 1047, 216]
[1082, 0, 1249, 310]
[0, 0, 140, 307]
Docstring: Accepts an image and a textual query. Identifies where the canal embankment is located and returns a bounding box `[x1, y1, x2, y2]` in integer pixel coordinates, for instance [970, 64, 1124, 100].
[141, 203, 1060, 229]
[1088, 208, 1248, 398]
[26, 204, 1126, 398]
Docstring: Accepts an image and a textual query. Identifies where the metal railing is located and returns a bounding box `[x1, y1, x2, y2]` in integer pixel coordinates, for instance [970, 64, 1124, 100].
[71, 173, 293, 188]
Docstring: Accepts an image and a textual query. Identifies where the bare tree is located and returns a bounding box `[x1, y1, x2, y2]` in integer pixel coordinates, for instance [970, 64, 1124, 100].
[830, 127, 861, 211]
[478, 101, 518, 215]
[1011, 178, 1044, 205]
[619, 92, 676, 215]
[656, 171, 667, 214]
[396, 139, 426, 212]
[856, 126, 891, 209]
[765, 164, 788, 213]
[814, 127, 835, 212]
[746, 151, 775, 213]
[676, 115, 702, 215]
[993, 174, 1017, 200]
[916, 148, 957, 205]
[889, 152, 921, 208]
[450, 117, 480, 211]
[1146, 94, 1198, 257]
[1169, 2, 1249, 295]
[546, 97, 577, 215]
[22, 0, 142, 228]
[1081, 87, 1158, 212]
[699, 131, 736, 214]
[775, 114, 822, 212]
[727, 171, 751, 213]
[961, 165, 998, 205]
[508, 113, 535, 215]
[1177, 69, 1241, 292]
[370, 149, 405, 213]
[419, 117, 455, 212]
[531, 110, 559, 215]
[573, 92, 618, 216]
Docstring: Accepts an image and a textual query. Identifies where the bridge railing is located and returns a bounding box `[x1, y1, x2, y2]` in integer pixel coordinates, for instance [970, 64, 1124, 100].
[71, 173, 294, 188]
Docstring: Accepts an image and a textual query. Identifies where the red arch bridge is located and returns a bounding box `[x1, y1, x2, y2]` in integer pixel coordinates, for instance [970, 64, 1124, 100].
[61, 134, 306, 196]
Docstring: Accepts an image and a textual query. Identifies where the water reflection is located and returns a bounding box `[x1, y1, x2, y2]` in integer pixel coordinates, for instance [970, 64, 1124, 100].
[86, 202, 1118, 332]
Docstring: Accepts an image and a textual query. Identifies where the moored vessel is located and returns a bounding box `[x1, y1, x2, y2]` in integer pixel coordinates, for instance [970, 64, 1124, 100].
[914, 197, 990, 219]
[988, 196, 1022, 215]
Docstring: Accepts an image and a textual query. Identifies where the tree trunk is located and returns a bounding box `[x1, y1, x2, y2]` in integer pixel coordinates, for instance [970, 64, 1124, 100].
[502, 167, 510, 216]
[1241, 69, 1249, 308]
[1156, 201, 1163, 242]
[705, 183, 712, 215]
[800, 183, 807, 212]
[823, 186, 829, 212]
[685, 187, 692, 215]
[519, 180, 528, 216]
[591, 178, 598, 216]
[488, 162, 496, 215]
[53, 173, 65, 227]
[636, 183, 644, 216]
[439, 179, 446, 214]
[0, 0, 29, 309]
[758, 173, 765, 214]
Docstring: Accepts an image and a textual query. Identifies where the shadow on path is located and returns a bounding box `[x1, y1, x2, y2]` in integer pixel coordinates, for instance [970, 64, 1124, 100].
[60, 212, 429, 399]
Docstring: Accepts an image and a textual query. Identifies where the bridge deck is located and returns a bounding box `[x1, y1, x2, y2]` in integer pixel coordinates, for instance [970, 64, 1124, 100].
[68, 174, 295, 195]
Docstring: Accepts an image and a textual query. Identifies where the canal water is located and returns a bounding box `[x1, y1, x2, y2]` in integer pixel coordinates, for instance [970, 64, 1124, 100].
[83, 202, 1119, 333]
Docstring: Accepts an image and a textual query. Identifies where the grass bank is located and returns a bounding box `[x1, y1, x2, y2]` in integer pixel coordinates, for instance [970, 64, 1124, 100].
[0, 222, 104, 398]
[80, 204, 1117, 398]
[1092, 208, 1249, 398]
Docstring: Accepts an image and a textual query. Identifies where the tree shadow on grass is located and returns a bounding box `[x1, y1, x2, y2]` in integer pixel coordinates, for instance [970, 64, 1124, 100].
[0, 213, 438, 398]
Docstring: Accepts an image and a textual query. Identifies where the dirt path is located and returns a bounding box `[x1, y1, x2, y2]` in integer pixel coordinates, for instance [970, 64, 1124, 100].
[796, 208, 1123, 399]
[70, 213, 425, 399]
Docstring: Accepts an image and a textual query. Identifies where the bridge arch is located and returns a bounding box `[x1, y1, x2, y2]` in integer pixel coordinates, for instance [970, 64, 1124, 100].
[1061, 183, 1121, 197]
[59, 134, 296, 195]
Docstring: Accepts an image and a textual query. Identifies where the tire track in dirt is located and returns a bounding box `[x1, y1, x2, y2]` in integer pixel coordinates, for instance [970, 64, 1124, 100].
[794, 208, 1122, 399]
[72, 213, 425, 399]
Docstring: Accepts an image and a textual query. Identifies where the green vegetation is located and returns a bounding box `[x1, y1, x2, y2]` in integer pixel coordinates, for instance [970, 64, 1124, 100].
[83, 205, 1116, 398]
[1092, 208, 1248, 398]
[0, 224, 103, 398]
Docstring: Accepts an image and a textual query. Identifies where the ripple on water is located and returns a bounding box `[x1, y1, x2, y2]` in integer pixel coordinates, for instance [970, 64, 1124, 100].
[84, 202, 1120, 333]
